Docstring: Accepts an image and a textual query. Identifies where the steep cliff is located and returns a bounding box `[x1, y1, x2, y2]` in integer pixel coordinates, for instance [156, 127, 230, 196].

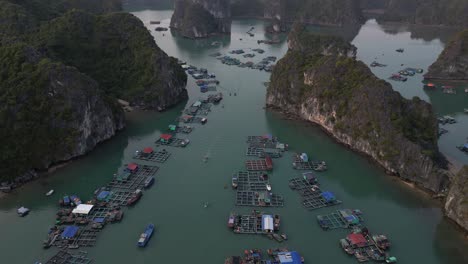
[0, 43, 124, 181]
[170, 0, 231, 38]
[35, 10, 187, 109]
[380, 0, 468, 27]
[425, 30, 468, 80]
[0, 2, 188, 184]
[445, 166, 468, 232]
[267, 26, 447, 193]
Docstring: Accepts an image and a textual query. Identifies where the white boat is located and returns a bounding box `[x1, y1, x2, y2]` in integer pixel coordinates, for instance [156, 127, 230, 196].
[266, 184, 272, 191]
[45, 189, 54, 196]
[17, 206, 30, 217]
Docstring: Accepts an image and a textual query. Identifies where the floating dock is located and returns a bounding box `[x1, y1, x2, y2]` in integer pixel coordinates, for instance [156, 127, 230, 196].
[45, 250, 92, 264]
[289, 177, 342, 210]
[317, 209, 364, 230]
[108, 165, 159, 192]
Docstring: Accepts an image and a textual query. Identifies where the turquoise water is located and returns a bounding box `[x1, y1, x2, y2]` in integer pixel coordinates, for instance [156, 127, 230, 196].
[0, 7, 467, 264]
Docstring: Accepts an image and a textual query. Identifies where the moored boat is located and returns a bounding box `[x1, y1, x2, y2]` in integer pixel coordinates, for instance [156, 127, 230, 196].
[231, 175, 238, 189]
[144, 176, 154, 189]
[340, 238, 355, 255]
[266, 184, 272, 191]
[137, 223, 155, 247]
[127, 189, 143, 206]
[372, 234, 391, 249]
[228, 213, 236, 228]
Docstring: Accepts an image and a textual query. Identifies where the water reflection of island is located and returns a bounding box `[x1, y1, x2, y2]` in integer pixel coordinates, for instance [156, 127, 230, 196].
[376, 21, 460, 45]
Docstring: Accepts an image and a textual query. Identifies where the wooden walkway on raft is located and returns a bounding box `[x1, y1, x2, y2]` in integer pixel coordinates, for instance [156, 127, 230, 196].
[108, 165, 159, 192]
[133, 149, 171, 163]
[236, 191, 284, 207]
[246, 147, 282, 158]
[317, 209, 364, 230]
[292, 155, 327, 171]
[155, 137, 189, 147]
[45, 250, 92, 264]
[288, 177, 341, 210]
[235, 171, 269, 191]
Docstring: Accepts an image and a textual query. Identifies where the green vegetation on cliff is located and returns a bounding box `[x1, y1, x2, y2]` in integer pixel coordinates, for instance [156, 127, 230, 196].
[34, 10, 187, 104]
[0, 1, 187, 182]
[268, 28, 445, 192]
[425, 30, 468, 80]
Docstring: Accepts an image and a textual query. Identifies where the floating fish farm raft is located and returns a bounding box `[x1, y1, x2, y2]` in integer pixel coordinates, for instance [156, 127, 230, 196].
[246, 147, 282, 158]
[317, 209, 364, 230]
[44, 250, 92, 264]
[288, 177, 341, 210]
[245, 157, 273, 171]
[225, 248, 304, 264]
[236, 191, 284, 207]
[155, 136, 190, 148]
[292, 153, 327, 171]
[228, 211, 284, 241]
[233, 171, 269, 191]
[133, 149, 171, 163]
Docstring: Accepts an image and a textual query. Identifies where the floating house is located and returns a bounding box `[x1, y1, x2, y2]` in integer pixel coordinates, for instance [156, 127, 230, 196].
[321, 192, 337, 204]
[302, 172, 317, 184]
[262, 214, 274, 233]
[347, 233, 368, 248]
[159, 134, 173, 143]
[276, 251, 303, 264]
[181, 115, 194, 123]
[127, 163, 139, 173]
[96, 191, 111, 201]
[142, 147, 153, 156]
[72, 204, 94, 215]
[61, 225, 79, 239]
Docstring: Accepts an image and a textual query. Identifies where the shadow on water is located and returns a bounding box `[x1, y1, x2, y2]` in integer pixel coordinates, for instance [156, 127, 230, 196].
[375, 21, 460, 45]
[433, 220, 468, 264]
[264, 110, 440, 209]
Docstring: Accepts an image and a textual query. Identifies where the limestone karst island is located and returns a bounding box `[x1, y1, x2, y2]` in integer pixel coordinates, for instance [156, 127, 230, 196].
[0, 0, 467, 263]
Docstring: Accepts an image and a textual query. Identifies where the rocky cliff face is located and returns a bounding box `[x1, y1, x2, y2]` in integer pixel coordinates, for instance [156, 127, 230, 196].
[0, 2, 188, 183]
[445, 166, 468, 232]
[171, 0, 231, 38]
[425, 30, 468, 80]
[267, 26, 448, 193]
[0, 43, 124, 181]
[380, 0, 468, 27]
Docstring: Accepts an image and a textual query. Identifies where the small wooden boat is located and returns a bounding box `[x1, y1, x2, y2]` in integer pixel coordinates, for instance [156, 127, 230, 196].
[340, 239, 355, 255]
[144, 176, 154, 189]
[17, 206, 30, 217]
[280, 234, 288, 240]
[396, 48, 404, 53]
[46, 189, 54, 196]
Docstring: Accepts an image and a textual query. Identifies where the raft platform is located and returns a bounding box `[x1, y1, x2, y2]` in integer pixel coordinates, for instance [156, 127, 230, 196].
[317, 209, 364, 230]
[234, 171, 269, 191]
[134, 149, 171, 163]
[45, 250, 92, 264]
[289, 177, 342, 210]
[236, 191, 284, 207]
[293, 155, 327, 171]
[108, 165, 159, 192]
[245, 157, 273, 171]
[155, 137, 189, 147]
[246, 147, 282, 158]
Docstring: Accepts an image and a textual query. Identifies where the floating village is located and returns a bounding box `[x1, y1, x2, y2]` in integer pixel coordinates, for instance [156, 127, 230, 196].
[30, 55, 401, 263]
